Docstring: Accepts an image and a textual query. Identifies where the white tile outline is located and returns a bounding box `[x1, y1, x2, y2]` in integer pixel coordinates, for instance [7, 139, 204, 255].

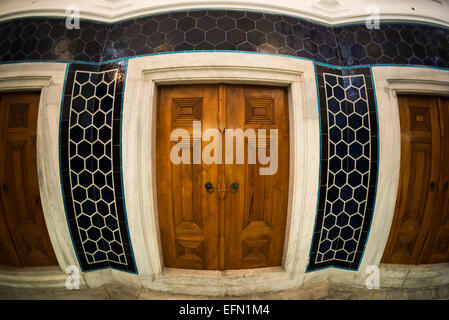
[315, 72, 372, 265]
[68, 69, 127, 266]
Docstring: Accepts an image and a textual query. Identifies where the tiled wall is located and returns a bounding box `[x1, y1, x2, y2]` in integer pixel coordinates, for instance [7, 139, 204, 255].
[60, 61, 136, 272]
[1, 10, 447, 273]
[333, 24, 449, 67]
[0, 11, 448, 68]
[308, 66, 378, 271]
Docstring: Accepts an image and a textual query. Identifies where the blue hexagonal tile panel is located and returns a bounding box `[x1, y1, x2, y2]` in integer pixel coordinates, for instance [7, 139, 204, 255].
[60, 62, 136, 273]
[308, 65, 378, 271]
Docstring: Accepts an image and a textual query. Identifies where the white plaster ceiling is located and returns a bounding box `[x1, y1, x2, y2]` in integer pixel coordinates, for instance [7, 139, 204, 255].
[0, 0, 449, 27]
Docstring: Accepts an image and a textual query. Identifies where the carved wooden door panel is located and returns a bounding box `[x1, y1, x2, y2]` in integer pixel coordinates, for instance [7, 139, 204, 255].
[156, 84, 221, 270]
[0, 201, 20, 266]
[0, 92, 58, 267]
[420, 97, 449, 263]
[223, 85, 289, 269]
[156, 84, 289, 270]
[382, 95, 449, 264]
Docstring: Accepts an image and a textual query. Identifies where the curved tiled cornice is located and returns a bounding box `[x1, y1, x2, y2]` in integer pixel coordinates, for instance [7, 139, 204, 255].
[1, 9, 448, 69]
[1, 0, 449, 28]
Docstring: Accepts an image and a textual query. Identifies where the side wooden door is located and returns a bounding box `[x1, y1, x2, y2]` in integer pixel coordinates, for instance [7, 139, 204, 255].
[382, 95, 448, 264]
[419, 97, 449, 263]
[0, 196, 20, 266]
[223, 85, 289, 269]
[0, 92, 58, 267]
[156, 84, 221, 270]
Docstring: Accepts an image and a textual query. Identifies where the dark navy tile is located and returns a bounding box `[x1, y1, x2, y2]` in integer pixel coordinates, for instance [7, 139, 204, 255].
[59, 62, 136, 273]
[308, 67, 379, 271]
[0, 12, 447, 67]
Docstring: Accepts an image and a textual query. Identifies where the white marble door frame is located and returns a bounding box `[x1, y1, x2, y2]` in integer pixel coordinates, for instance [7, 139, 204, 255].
[351, 66, 449, 288]
[122, 52, 321, 295]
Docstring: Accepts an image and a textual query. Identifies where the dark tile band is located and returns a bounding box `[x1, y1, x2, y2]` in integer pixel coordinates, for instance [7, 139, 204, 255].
[60, 61, 136, 273]
[0, 10, 448, 68]
[308, 65, 378, 271]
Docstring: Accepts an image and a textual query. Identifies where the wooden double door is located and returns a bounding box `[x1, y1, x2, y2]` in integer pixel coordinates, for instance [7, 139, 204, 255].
[382, 95, 449, 264]
[0, 92, 57, 267]
[156, 84, 289, 270]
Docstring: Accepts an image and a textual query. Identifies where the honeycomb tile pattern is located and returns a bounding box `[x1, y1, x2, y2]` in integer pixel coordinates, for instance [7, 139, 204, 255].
[60, 62, 136, 272]
[101, 10, 341, 64]
[69, 69, 126, 265]
[308, 65, 378, 271]
[0, 18, 109, 61]
[0, 10, 448, 68]
[334, 24, 449, 68]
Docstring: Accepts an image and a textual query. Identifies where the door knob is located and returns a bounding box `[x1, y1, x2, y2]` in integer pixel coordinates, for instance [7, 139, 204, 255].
[444, 182, 448, 191]
[205, 182, 239, 194]
[205, 182, 214, 193]
[429, 181, 436, 192]
[1, 183, 7, 192]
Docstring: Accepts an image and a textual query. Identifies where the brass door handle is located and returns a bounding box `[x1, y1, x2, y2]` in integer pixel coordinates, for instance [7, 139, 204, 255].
[205, 182, 214, 193]
[205, 182, 239, 193]
[230, 182, 239, 193]
[430, 181, 436, 192]
[217, 182, 239, 193]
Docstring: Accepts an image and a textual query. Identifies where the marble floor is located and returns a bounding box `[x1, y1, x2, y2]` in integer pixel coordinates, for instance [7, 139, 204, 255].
[0, 282, 448, 300]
